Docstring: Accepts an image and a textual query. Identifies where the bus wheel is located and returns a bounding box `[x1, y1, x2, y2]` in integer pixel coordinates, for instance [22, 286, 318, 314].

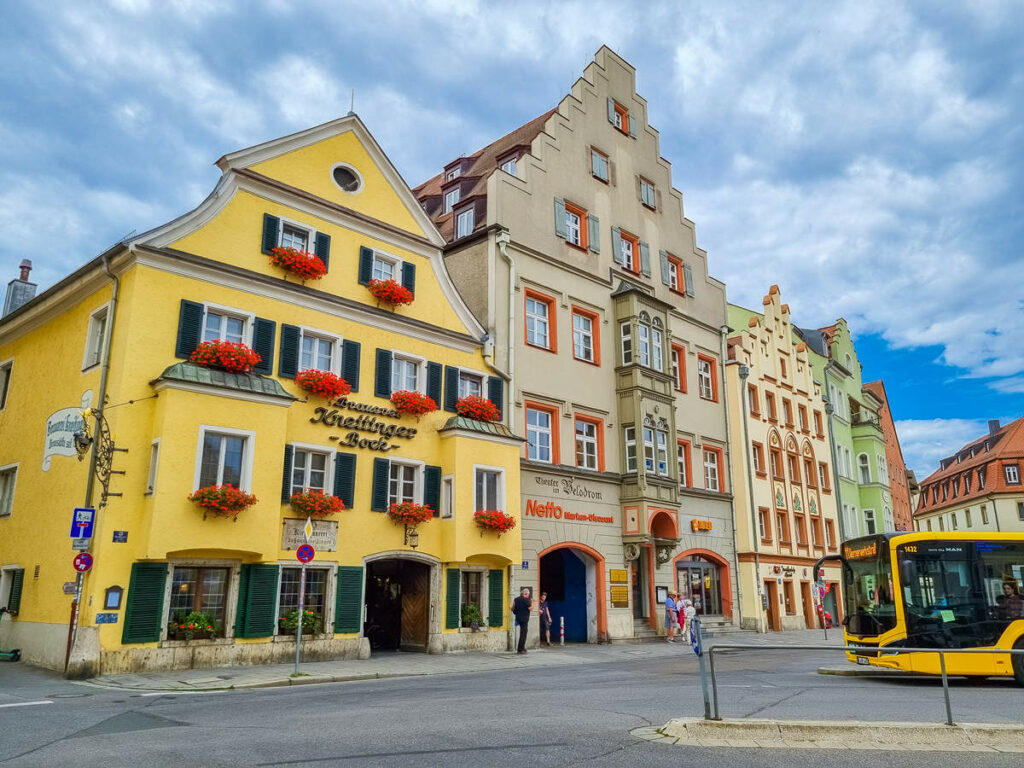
[1013, 638, 1024, 687]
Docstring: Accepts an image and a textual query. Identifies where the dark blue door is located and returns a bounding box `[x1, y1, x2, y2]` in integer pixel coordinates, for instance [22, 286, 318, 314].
[541, 549, 587, 642]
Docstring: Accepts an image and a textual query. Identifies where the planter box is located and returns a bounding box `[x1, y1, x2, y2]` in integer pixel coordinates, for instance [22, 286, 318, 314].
[170, 630, 215, 641]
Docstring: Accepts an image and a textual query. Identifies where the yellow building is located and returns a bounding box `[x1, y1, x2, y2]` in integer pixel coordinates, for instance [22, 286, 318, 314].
[0, 116, 522, 676]
[726, 287, 843, 631]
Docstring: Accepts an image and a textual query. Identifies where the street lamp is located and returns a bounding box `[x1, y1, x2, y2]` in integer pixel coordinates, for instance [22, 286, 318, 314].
[404, 525, 419, 549]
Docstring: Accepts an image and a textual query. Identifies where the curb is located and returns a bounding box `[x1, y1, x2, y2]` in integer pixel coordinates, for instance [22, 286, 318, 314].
[816, 666, 920, 678]
[82, 670, 428, 693]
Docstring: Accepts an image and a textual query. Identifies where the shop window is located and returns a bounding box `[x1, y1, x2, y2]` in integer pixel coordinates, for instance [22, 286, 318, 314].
[624, 427, 637, 473]
[572, 307, 600, 365]
[0, 359, 11, 410]
[525, 290, 556, 352]
[697, 355, 718, 401]
[526, 403, 558, 464]
[0, 464, 17, 518]
[196, 427, 253, 491]
[575, 416, 603, 471]
[169, 566, 230, 630]
[671, 344, 687, 392]
[704, 447, 723, 492]
[83, 304, 110, 370]
[474, 467, 504, 511]
[591, 148, 609, 182]
[278, 567, 328, 631]
[388, 462, 420, 505]
[291, 447, 331, 495]
[677, 440, 692, 488]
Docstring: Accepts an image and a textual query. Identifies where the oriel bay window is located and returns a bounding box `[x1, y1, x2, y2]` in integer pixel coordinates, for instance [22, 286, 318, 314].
[278, 567, 328, 633]
[475, 467, 504, 511]
[620, 321, 633, 365]
[643, 427, 669, 476]
[169, 566, 230, 631]
[624, 427, 637, 473]
[196, 427, 253, 491]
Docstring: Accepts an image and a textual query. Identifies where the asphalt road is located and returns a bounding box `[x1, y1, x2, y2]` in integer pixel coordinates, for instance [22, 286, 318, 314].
[0, 647, 1021, 767]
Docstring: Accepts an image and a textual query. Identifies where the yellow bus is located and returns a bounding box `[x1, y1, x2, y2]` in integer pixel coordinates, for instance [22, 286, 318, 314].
[819, 532, 1024, 684]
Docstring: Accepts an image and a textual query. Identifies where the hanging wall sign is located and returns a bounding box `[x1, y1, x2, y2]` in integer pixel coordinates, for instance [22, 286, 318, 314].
[42, 391, 92, 471]
[310, 397, 418, 453]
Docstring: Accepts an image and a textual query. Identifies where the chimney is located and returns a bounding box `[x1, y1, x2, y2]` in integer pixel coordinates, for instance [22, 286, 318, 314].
[3, 259, 38, 317]
[988, 419, 1001, 435]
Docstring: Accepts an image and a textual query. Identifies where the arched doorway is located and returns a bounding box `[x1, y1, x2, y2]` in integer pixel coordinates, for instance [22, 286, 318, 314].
[538, 543, 607, 643]
[364, 557, 432, 652]
[676, 554, 724, 616]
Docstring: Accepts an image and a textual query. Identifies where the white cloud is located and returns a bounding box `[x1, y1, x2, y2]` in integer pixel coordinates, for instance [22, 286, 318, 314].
[895, 418, 992, 479]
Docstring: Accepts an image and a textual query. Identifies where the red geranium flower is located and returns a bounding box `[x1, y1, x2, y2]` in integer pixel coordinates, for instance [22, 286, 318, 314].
[390, 390, 437, 418]
[473, 510, 517, 534]
[386, 502, 434, 526]
[290, 489, 346, 518]
[368, 279, 414, 307]
[188, 484, 258, 519]
[295, 369, 351, 399]
[190, 340, 262, 373]
[269, 247, 327, 280]
[456, 395, 500, 422]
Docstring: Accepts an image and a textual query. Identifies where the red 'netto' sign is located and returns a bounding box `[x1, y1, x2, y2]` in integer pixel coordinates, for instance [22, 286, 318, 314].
[524, 499, 613, 524]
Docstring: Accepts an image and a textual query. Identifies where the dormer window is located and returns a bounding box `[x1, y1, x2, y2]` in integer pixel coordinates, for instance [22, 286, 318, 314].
[499, 154, 518, 175]
[445, 167, 461, 182]
[455, 206, 475, 239]
[443, 187, 461, 213]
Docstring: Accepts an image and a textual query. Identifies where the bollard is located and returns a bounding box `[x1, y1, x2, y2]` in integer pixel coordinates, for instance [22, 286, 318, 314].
[560, 616, 565, 646]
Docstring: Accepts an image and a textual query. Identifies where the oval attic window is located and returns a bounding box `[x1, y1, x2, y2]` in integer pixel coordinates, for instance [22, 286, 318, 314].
[332, 164, 361, 193]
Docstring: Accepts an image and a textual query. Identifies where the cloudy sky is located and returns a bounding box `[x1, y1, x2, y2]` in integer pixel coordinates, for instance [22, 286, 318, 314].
[2, 0, 1021, 478]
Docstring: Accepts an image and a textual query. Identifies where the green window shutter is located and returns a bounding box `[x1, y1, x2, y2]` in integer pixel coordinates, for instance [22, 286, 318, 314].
[659, 250, 671, 286]
[175, 300, 204, 359]
[683, 263, 695, 297]
[238, 564, 279, 639]
[401, 262, 416, 296]
[251, 317, 276, 375]
[314, 232, 331, 271]
[446, 568, 461, 629]
[374, 348, 393, 398]
[588, 214, 600, 253]
[487, 376, 504, 419]
[334, 566, 363, 633]
[424, 465, 441, 518]
[639, 241, 651, 277]
[553, 197, 567, 239]
[341, 340, 361, 393]
[234, 564, 251, 637]
[281, 444, 294, 503]
[606, 97, 616, 124]
[443, 365, 459, 412]
[261, 214, 280, 255]
[121, 562, 167, 644]
[333, 452, 356, 509]
[426, 362, 443, 405]
[371, 457, 390, 512]
[358, 246, 374, 285]
[611, 227, 623, 266]
[488, 569, 504, 627]
[278, 324, 300, 378]
[7, 568, 24, 614]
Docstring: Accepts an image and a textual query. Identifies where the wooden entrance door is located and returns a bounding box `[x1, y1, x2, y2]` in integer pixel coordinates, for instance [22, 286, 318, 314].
[801, 581, 816, 628]
[400, 563, 429, 650]
[764, 579, 782, 631]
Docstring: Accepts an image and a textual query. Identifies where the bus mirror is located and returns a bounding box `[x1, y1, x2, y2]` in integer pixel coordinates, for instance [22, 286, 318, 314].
[899, 560, 914, 586]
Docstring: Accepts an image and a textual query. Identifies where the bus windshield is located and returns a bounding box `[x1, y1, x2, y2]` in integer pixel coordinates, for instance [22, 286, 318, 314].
[843, 538, 897, 637]
[897, 540, 1024, 648]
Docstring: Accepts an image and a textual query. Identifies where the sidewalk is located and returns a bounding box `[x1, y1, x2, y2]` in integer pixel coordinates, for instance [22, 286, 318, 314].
[81, 628, 841, 693]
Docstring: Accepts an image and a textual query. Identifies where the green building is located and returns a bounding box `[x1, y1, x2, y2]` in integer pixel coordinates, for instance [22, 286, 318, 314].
[795, 319, 894, 540]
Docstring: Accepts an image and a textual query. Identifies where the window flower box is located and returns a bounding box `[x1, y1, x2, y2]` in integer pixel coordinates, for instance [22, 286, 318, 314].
[295, 369, 351, 399]
[189, 340, 262, 373]
[473, 509, 516, 535]
[289, 489, 345, 518]
[278, 609, 321, 635]
[461, 603, 483, 631]
[269, 247, 327, 281]
[169, 612, 217, 641]
[386, 502, 434, 527]
[390, 390, 438, 418]
[456, 395, 500, 422]
[188, 484, 257, 520]
[368, 279, 414, 307]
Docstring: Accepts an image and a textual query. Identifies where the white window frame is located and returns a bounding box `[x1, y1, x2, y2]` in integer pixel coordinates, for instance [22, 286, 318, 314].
[667, 260, 678, 290]
[146, 439, 160, 495]
[499, 156, 517, 175]
[388, 458, 424, 506]
[445, 167, 461, 181]
[656, 430, 669, 476]
[857, 453, 871, 484]
[637, 323, 650, 367]
[572, 311, 594, 363]
[620, 236, 634, 271]
[457, 367, 487, 399]
[0, 462, 18, 518]
[443, 187, 460, 213]
[525, 297, 550, 349]
[877, 455, 889, 485]
[620, 322, 633, 365]
[473, 464, 506, 512]
[82, 302, 111, 371]
[526, 407, 553, 463]
[370, 249, 402, 283]
[275, 563, 334, 636]
[624, 427, 637, 473]
[201, 302, 254, 346]
[1005, 465, 1020, 484]
[299, 326, 342, 374]
[441, 475, 454, 519]
[981, 504, 989, 525]
[677, 443, 689, 487]
[564, 209, 582, 246]
[862, 509, 876, 535]
[193, 426, 255, 492]
[704, 449, 720, 492]
[697, 358, 714, 400]
[575, 419, 598, 471]
[455, 206, 475, 238]
[390, 350, 426, 394]
[651, 327, 663, 372]
[0, 358, 12, 410]
[278, 216, 314, 253]
[671, 347, 682, 389]
[289, 441, 336, 497]
[818, 463, 828, 489]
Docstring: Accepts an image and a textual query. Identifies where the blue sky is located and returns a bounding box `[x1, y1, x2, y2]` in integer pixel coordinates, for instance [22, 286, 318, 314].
[2, 0, 1021, 477]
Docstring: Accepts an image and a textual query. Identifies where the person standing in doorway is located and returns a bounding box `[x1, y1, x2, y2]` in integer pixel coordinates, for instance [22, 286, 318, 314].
[681, 598, 696, 637]
[512, 587, 533, 654]
[665, 591, 678, 642]
[538, 592, 553, 647]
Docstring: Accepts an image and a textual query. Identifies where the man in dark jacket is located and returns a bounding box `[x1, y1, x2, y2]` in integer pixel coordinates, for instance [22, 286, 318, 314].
[512, 587, 533, 654]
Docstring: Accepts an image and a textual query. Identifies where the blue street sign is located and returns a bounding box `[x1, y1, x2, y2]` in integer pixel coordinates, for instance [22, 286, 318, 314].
[521, 560, 529, 570]
[71, 507, 95, 539]
[112, 531, 128, 543]
[690, 615, 702, 656]
[95, 613, 118, 624]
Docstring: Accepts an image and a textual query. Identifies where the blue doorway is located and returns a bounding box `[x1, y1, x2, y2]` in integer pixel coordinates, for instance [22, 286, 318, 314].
[540, 548, 588, 642]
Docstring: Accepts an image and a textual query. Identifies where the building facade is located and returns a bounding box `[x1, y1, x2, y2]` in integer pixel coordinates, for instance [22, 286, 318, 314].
[863, 380, 914, 530]
[0, 116, 523, 676]
[914, 418, 1024, 533]
[415, 47, 738, 643]
[726, 288, 843, 631]
[796, 320, 895, 540]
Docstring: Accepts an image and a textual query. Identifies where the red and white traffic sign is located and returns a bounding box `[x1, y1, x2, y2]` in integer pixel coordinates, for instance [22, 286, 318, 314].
[296, 544, 315, 563]
[73, 552, 93, 573]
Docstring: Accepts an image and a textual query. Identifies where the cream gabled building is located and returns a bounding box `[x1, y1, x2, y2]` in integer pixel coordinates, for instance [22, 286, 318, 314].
[726, 287, 843, 631]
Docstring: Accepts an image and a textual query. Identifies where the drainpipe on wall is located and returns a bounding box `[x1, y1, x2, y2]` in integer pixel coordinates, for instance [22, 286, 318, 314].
[736, 363, 764, 632]
[719, 326, 744, 629]
[494, 229, 515, 422]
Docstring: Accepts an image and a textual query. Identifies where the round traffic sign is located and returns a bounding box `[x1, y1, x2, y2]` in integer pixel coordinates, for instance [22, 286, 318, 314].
[73, 552, 93, 573]
[296, 544, 315, 563]
[690, 615, 701, 656]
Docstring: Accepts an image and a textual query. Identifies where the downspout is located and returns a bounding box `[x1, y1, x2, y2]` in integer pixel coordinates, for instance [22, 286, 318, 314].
[736, 362, 764, 632]
[494, 229, 515, 421]
[719, 326, 744, 629]
[824, 361, 847, 542]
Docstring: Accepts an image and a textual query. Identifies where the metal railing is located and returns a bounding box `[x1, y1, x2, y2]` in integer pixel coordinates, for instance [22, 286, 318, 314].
[703, 643, 1024, 726]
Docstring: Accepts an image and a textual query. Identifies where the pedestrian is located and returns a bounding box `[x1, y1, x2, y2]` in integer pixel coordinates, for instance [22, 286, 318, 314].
[538, 592, 553, 647]
[665, 591, 678, 642]
[681, 599, 695, 636]
[512, 587, 533, 654]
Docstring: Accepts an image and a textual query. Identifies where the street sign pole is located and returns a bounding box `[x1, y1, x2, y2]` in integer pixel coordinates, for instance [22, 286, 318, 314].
[295, 562, 307, 675]
[691, 615, 712, 720]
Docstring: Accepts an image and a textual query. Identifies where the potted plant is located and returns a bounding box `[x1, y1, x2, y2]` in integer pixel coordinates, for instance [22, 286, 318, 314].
[290, 489, 345, 518]
[461, 603, 483, 631]
[295, 369, 351, 399]
[367, 278, 414, 308]
[188, 484, 258, 520]
[189, 340, 262, 373]
[269, 246, 327, 281]
[455, 395, 500, 422]
[279, 608, 321, 636]
[386, 501, 434, 527]
[390, 390, 438, 419]
[473, 509, 517, 536]
[170, 611, 216, 641]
